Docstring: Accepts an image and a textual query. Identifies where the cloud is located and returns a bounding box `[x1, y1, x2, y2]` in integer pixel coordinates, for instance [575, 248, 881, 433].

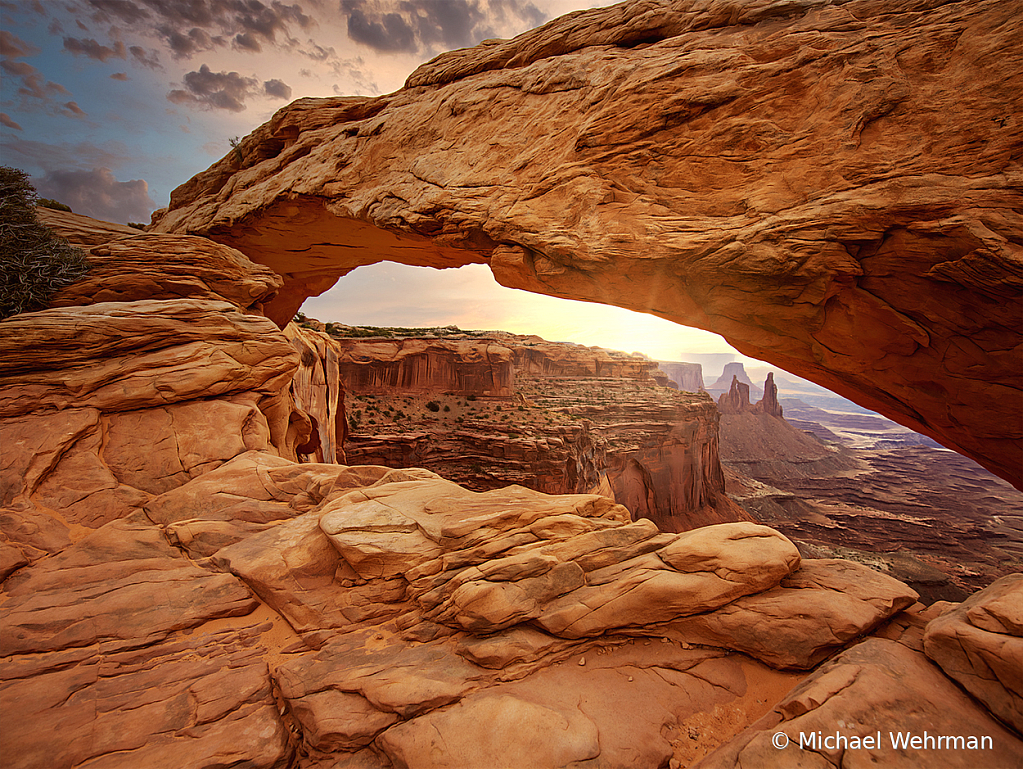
[110, 71, 129, 80]
[0, 30, 41, 58]
[129, 45, 161, 68]
[233, 31, 262, 52]
[33, 166, 156, 224]
[263, 78, 292, 100]
[1, 60, 71, 102]
[340, 0, 547, 55]
[79, 0, 313, 59]
[1, 113, 23, 130]
[62, 35, 127, 61]
[167, 63, 258, 111]
[160, 26, 222, 57]
[345, 6, 415, 53]
[86, 0, 151, 24]
[59, 101, 88, 118]
[2, 137, 132, 172]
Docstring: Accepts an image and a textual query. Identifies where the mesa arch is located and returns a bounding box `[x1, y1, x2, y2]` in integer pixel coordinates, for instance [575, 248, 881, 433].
[151, 0, 1022, 488]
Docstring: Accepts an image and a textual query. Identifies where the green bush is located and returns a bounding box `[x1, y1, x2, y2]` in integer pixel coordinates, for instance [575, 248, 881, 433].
[37, 198, 72, 212]
[426, 401, 441, 412]
[1, 166, 90, 320]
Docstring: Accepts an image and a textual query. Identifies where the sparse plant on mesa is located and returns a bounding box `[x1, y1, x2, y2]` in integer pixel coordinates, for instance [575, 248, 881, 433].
[426, 401, 441, 412]
[0, 166, 90, 320]
[37, 198, 71, 212]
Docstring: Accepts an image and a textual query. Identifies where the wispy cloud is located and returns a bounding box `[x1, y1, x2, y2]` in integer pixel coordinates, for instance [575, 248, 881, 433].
[0, 30, 41, 58]
[62, 36, 127, 61]
[0, 112, 23, 130]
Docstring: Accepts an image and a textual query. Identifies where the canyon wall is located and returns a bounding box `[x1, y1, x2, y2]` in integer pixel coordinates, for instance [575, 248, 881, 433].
[335, 337, 515, 397]
[320, 329, 744, 532]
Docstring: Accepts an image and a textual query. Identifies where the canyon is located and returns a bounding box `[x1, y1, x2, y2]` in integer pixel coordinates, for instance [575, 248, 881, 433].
[299, 321, 742, 532]
[2, 0, 1021, 766]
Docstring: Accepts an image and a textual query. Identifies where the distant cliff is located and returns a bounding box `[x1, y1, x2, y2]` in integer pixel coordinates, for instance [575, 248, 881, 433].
[657, 361, 704, 392]
[308, 326, 745, 531]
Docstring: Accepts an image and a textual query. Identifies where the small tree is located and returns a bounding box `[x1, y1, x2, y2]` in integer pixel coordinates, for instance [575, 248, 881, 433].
[0, 166, 90, 320]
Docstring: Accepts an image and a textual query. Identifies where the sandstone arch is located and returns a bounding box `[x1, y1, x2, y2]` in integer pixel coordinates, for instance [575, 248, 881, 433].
[152, 0, 1022, 487]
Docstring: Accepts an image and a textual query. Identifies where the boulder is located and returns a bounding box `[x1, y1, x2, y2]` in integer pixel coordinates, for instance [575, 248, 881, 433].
[923, 573, 1023, 734]
[667, 559, 919, 668]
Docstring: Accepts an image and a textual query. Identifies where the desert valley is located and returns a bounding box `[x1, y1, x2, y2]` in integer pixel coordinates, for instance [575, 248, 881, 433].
[1, 0, 1021, 768]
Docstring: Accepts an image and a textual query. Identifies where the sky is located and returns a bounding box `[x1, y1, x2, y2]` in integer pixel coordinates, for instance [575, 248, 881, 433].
[0, 0, 763, 376]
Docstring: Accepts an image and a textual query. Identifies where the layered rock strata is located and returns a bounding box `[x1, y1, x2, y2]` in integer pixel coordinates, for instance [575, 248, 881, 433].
[336, 337, 515, 397]
[319, 327, 742, 531]
[151, 0, 1023, 487]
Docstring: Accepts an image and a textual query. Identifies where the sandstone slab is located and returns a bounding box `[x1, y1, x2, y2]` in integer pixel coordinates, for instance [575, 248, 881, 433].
[668, 559, 919, 668]
[923, 573, 1023, 734]
[694, 637, 1023, 768]
[0, 621, 290, 769]
[0, 299, 299, 418]
[0, 516, 257, 656]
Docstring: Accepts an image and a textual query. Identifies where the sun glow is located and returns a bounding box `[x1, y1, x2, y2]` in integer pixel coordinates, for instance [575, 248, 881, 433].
[299, 262, 761, 368]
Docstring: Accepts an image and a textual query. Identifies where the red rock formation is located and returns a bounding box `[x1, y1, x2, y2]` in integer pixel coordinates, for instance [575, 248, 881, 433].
[717, 376, 753, 415]
[708, 363, 760, 398]
[286, 323, 348, 464]
[335, 337, 515, 397]
[718, 373, 783, 417]
[759, 371, 783, 418]
[151, 0, 1023, 487]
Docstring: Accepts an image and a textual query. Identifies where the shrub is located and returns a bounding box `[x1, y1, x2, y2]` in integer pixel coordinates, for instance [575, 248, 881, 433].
[443, 405, 451, 412]
[37, 198, 71, 212]
[466, 394, 477, 401]
[426, 401, 441, 412]
[126, 222, 146, 230]
[1, 166, 90, 320]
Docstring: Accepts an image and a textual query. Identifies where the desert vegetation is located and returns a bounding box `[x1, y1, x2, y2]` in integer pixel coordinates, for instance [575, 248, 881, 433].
[0, 166, 90, 320]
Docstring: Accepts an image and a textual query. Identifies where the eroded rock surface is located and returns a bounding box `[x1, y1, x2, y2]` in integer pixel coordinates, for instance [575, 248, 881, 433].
[152, 0, 1023, 487]
[923, 574, 1023, 734]
[696, 637, 1023, 768]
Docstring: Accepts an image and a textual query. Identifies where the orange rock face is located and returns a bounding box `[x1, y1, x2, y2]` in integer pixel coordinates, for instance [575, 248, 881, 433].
[152, 0, 1023, 487]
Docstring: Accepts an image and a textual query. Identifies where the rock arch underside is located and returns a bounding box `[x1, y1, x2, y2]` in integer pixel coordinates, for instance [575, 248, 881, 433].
[153, 0, 1023, 488]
